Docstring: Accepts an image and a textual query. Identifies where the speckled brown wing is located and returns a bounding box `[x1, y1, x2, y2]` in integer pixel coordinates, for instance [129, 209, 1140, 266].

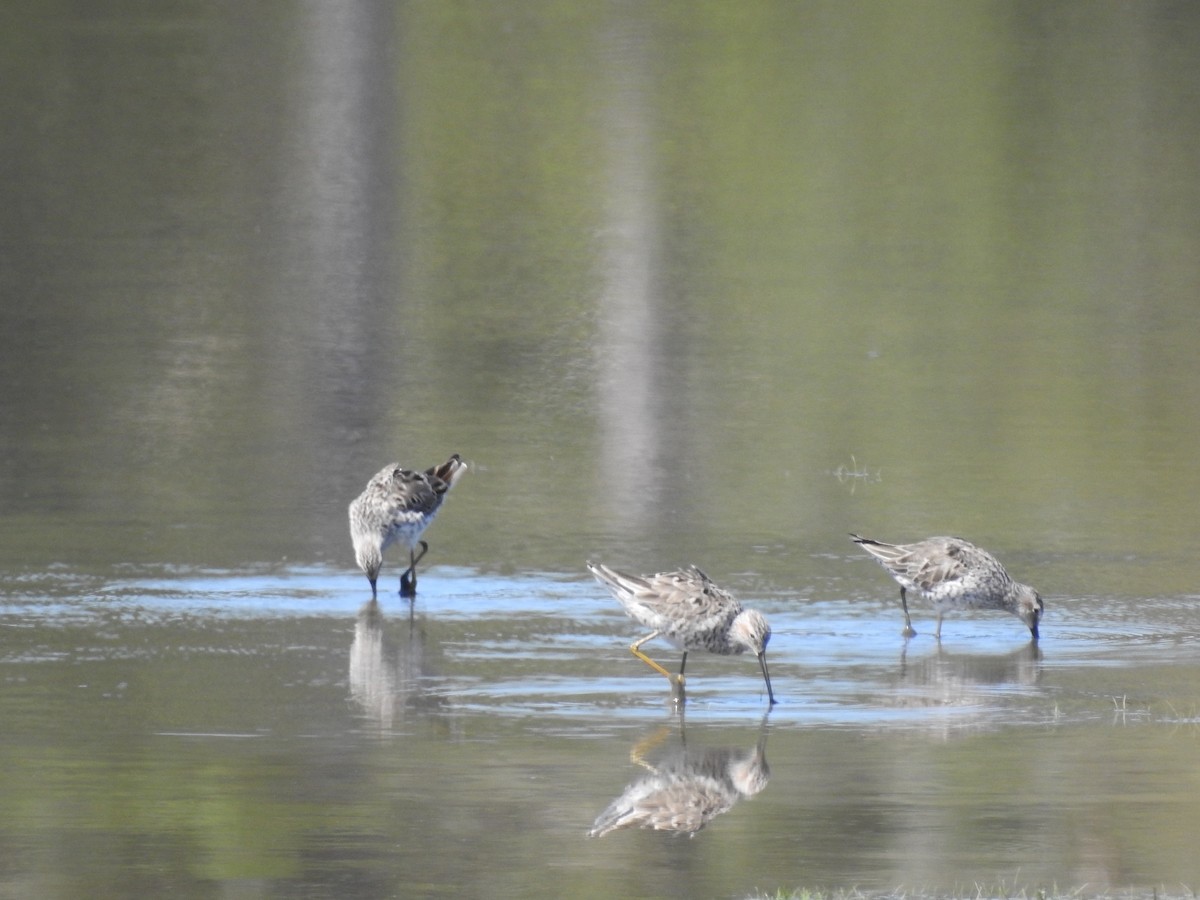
[907, 538, 974, 593]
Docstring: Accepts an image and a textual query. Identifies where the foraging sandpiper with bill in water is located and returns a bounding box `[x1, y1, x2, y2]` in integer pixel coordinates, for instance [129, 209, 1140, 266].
[850, 533, 1043, 640]
[587, 561, 777, 704]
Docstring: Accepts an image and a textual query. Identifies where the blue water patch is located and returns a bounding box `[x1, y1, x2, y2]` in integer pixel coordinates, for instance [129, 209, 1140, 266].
[3, 564, 1198, 731]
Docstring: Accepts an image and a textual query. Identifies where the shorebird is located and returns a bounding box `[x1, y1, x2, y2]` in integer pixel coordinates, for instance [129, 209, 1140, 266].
[586, 562, 776, 704]
[850, 534, 1043, 640]
[349, 454, 466, 598]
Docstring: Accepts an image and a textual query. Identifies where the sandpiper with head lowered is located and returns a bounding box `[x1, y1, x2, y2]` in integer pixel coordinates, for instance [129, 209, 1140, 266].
[349, 454, 466, 598]
[587, 561, 776, 704]
[850, 533, 1043, 640]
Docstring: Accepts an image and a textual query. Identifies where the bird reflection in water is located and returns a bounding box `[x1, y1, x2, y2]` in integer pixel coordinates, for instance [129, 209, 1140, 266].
[588, 716, 771, 838]
[349, 598, 441, 728]
[892, 641, 1044, 711]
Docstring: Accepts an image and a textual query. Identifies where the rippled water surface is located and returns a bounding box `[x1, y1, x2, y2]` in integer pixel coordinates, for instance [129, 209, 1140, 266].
[4, 566, 1199, 897]
[4, 3, 1200, 898]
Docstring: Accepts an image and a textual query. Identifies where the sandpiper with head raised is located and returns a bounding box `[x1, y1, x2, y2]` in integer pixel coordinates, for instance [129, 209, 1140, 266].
[850, 533, 1043, 640]
[349, 454, 466, 598]
[587, 561, 776, 704]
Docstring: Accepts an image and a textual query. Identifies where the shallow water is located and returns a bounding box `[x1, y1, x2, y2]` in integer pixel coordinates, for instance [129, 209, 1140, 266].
[3, 566, 1199, 897]
[4, 2, 1200, 897]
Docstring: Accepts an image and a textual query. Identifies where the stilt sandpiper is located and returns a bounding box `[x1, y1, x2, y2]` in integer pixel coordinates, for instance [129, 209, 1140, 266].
[850, 533, 1042, 640]
[586, 561, 776, 704]
[349, 454, 466, 598]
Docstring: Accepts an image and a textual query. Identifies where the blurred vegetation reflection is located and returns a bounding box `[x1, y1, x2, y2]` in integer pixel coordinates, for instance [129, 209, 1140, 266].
[2, 2, 1200, 897]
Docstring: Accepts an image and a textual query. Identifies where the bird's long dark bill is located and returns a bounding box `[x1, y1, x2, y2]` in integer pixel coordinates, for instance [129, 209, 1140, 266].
[759, 653, 777, 705]
[1029, 622, 1039, 641]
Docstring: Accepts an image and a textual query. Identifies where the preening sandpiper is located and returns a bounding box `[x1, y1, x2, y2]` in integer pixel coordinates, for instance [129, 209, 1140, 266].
[349, 454, 466, 598]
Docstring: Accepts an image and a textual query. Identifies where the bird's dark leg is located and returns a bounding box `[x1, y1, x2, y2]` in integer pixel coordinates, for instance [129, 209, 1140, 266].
[668, 677, 687, 705]
[399, 541, 429, 598]
[665, 651, 689, 704]
[900, 587, 917, 638]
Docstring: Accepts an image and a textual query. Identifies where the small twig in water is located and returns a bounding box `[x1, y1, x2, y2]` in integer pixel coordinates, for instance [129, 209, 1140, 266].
[831, 456, 882, 493]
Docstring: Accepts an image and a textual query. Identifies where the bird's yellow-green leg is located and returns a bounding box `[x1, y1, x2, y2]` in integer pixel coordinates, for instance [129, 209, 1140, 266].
[630, 632, 681, 685]
[629, 725, 672, 770]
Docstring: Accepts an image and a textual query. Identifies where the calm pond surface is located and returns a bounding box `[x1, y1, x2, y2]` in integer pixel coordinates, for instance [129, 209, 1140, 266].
[3, 3, 1200, 898]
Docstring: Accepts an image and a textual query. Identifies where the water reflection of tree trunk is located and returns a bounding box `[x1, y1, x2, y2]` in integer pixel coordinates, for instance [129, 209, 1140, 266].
[588, 715, 771, 837]
[274, 2, 400, 484]
[594, 17, 668, 533]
